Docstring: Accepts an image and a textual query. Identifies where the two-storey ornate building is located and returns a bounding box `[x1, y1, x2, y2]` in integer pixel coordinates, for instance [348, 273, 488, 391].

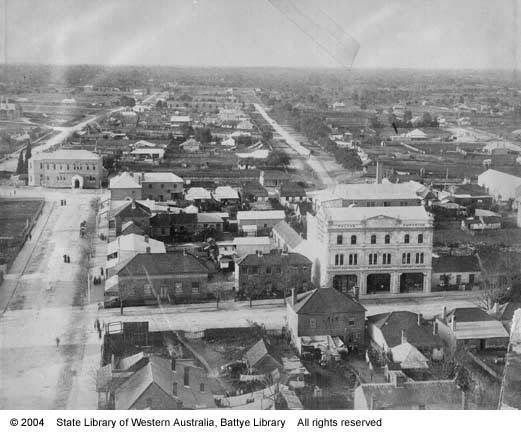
[306, 205, 433, 296]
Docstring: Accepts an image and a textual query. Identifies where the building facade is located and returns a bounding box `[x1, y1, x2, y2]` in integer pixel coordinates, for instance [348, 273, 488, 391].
[306, 206, 433, 296]
[28, 149, 103, 188]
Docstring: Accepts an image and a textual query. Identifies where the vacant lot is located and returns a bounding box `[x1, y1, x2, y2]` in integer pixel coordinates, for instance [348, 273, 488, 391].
[0, 198, 44, 240]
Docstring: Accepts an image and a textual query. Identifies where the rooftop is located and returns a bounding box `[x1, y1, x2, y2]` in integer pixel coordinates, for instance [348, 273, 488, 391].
[237, 251, 311, 267]
[107, 234, 165, 256]
[237, 210, 285, 221]
[31, 149, 101, 161]
[142, 172, 183, 183]
[110, 172, 141, 189]
[116, 252, 209, 277]
[309, 181, 422, 203]
[214, 186, 239, 200]
[323, 206, 431, 224]
[272, 221, 303, 250]
[232, 236, 271, 246]
[432, 255, 481, 274]
[291, 287, 366, 315]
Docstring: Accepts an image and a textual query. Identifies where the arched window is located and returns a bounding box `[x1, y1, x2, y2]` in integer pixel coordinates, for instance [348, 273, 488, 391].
[335, 254, 339, 265]
[418, 234, 424, 244]
[415, 253, 420, 264]
[371, 234, 377, 244]
[402, 253, 407, 264]
[404, 234, 410, 244]
[373, 253, 378, 264]
[385, 234, 390, 244]
[353, 254, 358, 265]
[351, 235, 357, 245]
[406, 253, 411, 264]
[369, 254, 373, 265]
[420, 253, 424, 263]
[349, 254, 353, 265]
[337, 235, 343, 245]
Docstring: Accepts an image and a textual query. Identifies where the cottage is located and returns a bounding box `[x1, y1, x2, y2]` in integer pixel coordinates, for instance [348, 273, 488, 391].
[129, 148, 165, 161]
[114, 356, 179, 410]
[243, 339, 282, 375]
[172, 359, 215, 409]
[354, 378, 465, 410]
[180, 138, 202, 153]
[240, 182, 269, 203]
[185, 187, 212, 204]
[277, 183, 308, 208]
[259, 170, 290, 188]
[237, 210, 285, 236]
[107, 251, 210, 304]
[435, 307, 509, 352]
[106, 234, 165, 274]
[235, 251, 311, 298]
[432, 255, 481, 290]
[272, 221, 303, 252]
[286, 287, 366, 353]
[109, 172, 142, 201]
[367, 311, 444, 360]
[139, 172, 184, 202]
[213, 186, 239, 205]
[108, 200, 153, 237]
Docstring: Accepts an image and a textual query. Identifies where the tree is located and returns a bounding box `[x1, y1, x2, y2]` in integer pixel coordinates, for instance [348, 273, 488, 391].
[265, 151, 290, 168]
[440, 273, 451, 288]
[195, 127, 212, 144]
[22, 142, 32, 174]
[422, 111, 433, 125]
[16, 150, 24, 174]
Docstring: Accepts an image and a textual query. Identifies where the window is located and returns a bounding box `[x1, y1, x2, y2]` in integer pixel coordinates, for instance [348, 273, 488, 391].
[371, 234, 376, 244]
[266, 266, 272, 274]
[149, 184, 153, 188]
[383, 253, 391, 264]
[191, 282, 200, 294]
[309, 318, 317, 328]
[67, 164, 69, 170]
[456, 275, 462, 285]
[418, 234, 424, 244]
[174, 282, 182, 294]
[249, 266, 258, 274]
[351, 235, 357, 245]
[404, 234, 410, 244]
[353, 253, 357, 265]
[384, 234, 390, 244]
[337, 234, 343, 245]
[383, 201, 391, 207]
[200, 383, 205, 392]
[415, 253, 420, 264]
[407, 253, 411, 264]
[173, 382, 178, 395]
[184, 367, 190, 386]
[334, 254, 344, 266]
[420, 253, 424, 264]
[349, 254, 354, 265]
[369, 253, 377, 265]
[348, 320, 355, 326]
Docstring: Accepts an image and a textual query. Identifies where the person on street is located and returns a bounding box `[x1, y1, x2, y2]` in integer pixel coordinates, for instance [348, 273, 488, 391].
[55, 337, 60, 348]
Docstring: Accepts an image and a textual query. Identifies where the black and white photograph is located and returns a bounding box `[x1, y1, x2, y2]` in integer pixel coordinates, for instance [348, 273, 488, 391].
[0, 0, 520, 421]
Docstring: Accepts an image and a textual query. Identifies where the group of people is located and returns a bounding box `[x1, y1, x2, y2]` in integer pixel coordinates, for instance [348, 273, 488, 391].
[63, 254, 71, 263]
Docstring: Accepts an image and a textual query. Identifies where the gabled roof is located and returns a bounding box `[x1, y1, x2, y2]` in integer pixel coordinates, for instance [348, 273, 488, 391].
[432, 255, 481, 274]
[107, 234, 165, 256]
[245, 339, 269, 367]
[186, 187, 212, 200]
[237, 251, 311, 267]
[30, 149, 101, 161]
[391, 342, 429, 370]
[237, 210, 285, 221]
[121, 221, 146, 236]
[279, 183, 307, 197]
[115, 356, 177, 410]
[368, 311, 442, 348]
[109, 200, 152, 219]
[142, 172, 183, 183]
[446, 307, 496, 323]
[357, 379, 463, 410]
[292, 287, 366, 315]
[109, 172, 141, 189]
[116, 252, 208, 277]
[214, 186, 239, 200]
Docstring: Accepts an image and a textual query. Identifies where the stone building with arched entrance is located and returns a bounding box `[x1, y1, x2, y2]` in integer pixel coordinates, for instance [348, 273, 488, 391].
[28, 149, 103, 189]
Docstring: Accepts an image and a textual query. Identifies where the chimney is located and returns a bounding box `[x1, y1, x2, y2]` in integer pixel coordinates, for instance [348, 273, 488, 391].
[376, 160, 383, 184]
[433, 321, 439, 335]
[141, 172, 145, 182]
[183, 248, 187, 256]
[291, 288, 297, 306]
[417, 313, 422, 326]
[442, 306, 447, 321]
[401, 329, 407, 344]
[461, 390, 468, 410]
[131, 200, 136, 210]
[144, 235, 149, 243]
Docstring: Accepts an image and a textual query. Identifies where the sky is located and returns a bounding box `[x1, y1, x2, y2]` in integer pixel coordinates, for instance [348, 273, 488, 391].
[2, 0, 521, 69]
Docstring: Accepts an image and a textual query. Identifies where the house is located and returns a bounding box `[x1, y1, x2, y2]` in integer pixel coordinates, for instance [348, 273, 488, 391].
[109, 172, 142, 201]
[233, 236, 271, 257]
[240, 182, 269, 203]
[354, 378, 465, 410]
[196, 213, 223, 233]
[129, 148, 165, 161]
[272, 221, 303, 252]
[277, 183, 308, 208]
[185, 187, 212, 204]
[478, 169, 521, 202]
[435, 307, 509, 352]
[108, 200, 153, 237]
[213, 186, 239, 205]
[114, 356, 179, 410]
[286, 287, 366, 353]
[179, 138, 202, 153]
[172, 359, 215, 409]
[441, 184, 494, 210]
[106, 234, 165, 274]
[107, 252, 210, 304]
[243, 339, 282, 375]
[259, 170, 290, 188]
[28, 149, 103, 189]
[461, 210, 502, 234]
[432, 255, 481, 290]
[237, 210, 285, 236]
[367, 311, 444, 360]
[149, 212, 197, 241]
[235, 251, 312, 298]
[390, 342, 430, 371]
[139, 172, 184, 202]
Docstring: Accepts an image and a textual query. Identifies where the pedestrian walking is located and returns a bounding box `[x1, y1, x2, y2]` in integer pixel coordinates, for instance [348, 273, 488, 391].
[55, 337, 60, 348]
[98, 329, 102, 339]
[63, 254, 67, 263]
